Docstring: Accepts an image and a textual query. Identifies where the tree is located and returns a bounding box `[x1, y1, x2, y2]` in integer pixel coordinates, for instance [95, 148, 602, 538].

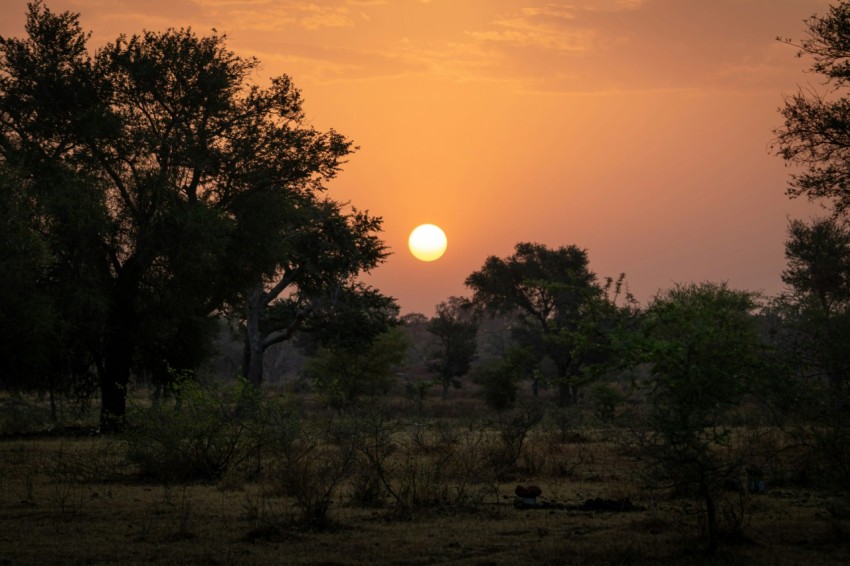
[774, 1, 850, 215]
[426, 296, 480, 398]
[473, 346, 535, 413]
[772, 2, 850, 488]
[777, 217, 850, 389]
[771, 217, 850, 487]
[0, 167, 55, 393]
[465, 242, 610, 405]
[638, 282, 766, 555]
[305, 327, 410, 409]
[239, 197, 389, 387]
[0, 3, 354, 429]
[783, 217, 850, 317]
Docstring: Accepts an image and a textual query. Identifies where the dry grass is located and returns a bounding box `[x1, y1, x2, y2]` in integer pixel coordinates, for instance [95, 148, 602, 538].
[1, 393, 849, 565]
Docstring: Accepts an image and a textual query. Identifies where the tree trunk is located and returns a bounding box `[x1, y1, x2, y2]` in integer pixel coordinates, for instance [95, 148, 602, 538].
[701, 480, 718, 555]
[570, 384, 580, 405]
[100, 326, 133, 432]
[242, 284, 266, 388]
[49, 388, 57, 423]
[99, 260, 142, 433]
[556, 362, 579, 406]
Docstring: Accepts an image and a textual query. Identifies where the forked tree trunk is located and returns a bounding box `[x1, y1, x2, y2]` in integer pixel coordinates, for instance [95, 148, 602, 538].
[100, 319, 134, 432]
[241, 275, 306, 389]
[99, 260, 142, 432]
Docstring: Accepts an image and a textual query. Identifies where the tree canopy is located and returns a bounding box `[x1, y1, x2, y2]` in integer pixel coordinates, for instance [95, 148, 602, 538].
[426, 296, 480, 398]
[774, 0, 850, 215]
[0, 2, 361, 429]
[465, 242, 621, 405]
[239, 196, 391, 387]
[638, 282, 766, 555]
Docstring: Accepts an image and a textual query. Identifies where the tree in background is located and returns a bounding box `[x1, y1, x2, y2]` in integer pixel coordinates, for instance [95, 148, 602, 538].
[304, 327, 410, 410]
[0, 3, 356, 429]
[473, 347, 535, 413]
[770, 217, 850, 487]
[426, 296, 480, 398]
[783, 217, 850, 318]
[465, 242, 616, 405]
[774, 0, 850, 215]
[239, 198, 389, 387]
[638, 282, 766, 555]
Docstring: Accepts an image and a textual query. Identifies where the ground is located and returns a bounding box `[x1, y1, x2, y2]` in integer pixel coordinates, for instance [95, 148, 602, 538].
[0, 392, 848, 565]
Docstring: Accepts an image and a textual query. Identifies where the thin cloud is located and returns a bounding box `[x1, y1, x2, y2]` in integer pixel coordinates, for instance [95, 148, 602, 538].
[191, 0, 357, 31]
[1, 0, 831, 94]
[299, 5, 355, 30]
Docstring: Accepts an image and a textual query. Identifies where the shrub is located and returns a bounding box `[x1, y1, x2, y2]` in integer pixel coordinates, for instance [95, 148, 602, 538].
[263, 410, 356, 528]
[125, 377, 260, 482]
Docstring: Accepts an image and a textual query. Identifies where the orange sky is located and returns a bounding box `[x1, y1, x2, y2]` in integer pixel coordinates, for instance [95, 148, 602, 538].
[0, 0, 832, 315]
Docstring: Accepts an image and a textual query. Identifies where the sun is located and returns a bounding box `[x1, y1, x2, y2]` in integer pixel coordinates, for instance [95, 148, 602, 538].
[408, 224, 447, 262]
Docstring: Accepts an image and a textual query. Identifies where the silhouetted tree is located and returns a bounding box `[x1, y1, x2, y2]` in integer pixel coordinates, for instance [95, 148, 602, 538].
[0, 3, 354, 429]
[426, 296, 479, 398]
[465, 242, 611, 405]
[783, 217, 850, 317]
[774, 1, 850, 215]
[305, 327, 410, 409]
[772, 1, 850, 487]
[770, 217, 850, 486]
[472, 347, 535, 413]
[239, 198, 389, 387]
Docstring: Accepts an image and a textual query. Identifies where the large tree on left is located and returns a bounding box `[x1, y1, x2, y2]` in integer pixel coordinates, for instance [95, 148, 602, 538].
[0, 2, 353, 430]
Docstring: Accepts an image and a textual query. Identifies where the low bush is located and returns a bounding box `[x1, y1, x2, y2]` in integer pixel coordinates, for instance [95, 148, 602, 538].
[125, 377, 260, 482]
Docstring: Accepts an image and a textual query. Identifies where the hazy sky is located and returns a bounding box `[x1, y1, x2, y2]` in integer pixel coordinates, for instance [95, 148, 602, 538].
[0, 0, 834, 315]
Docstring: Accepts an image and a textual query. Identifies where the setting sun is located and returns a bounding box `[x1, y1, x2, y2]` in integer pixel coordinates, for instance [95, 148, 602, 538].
[409, 224, 447, 262]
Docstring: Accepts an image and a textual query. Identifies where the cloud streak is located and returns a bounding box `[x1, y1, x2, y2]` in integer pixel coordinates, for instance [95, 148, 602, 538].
[1, 0, 829, 94]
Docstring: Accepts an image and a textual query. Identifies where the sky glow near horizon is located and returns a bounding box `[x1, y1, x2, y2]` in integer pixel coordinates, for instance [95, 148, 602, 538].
[0, 0, 833, 315]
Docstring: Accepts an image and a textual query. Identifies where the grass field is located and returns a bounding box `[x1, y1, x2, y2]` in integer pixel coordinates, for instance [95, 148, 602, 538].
[0, 390, 848, 565]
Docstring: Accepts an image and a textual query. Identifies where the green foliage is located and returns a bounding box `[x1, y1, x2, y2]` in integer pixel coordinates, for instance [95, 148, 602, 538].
[263, 409, 356, 528]
[637, 282, 767, 554]
[125, 377, 261, 482]
[305, 327, 410, 409]
[240, 199, 393, 387]
[0, 2, 357, 427]
[473, 347, 535, 413]
[466, 242, 633, 405]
